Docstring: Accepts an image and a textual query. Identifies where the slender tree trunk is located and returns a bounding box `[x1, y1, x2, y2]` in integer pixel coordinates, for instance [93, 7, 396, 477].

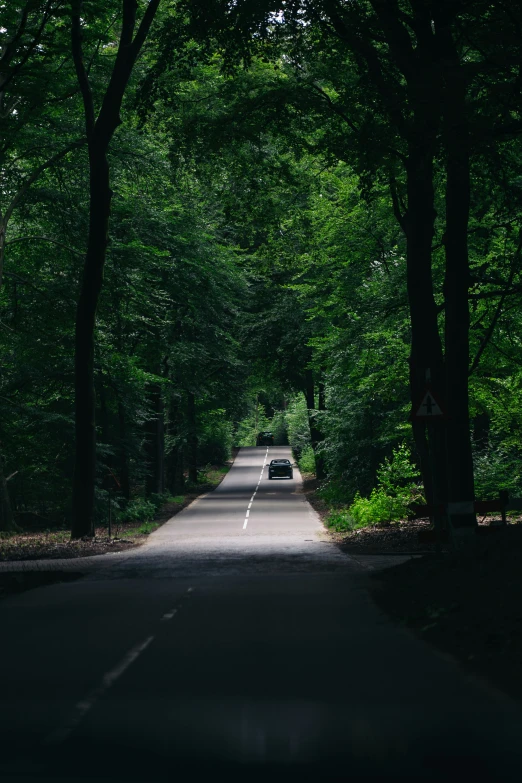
[440, 26, 476, 529]
[145, 382, 165, 496]
[0, 449, 15, 532]
[117, 401, 130, 500]
[166, 397, 185, 493]
[187, 391, 198, 485]
[97, 371, 110, 444]
[72, 148, 111, 538]
[405, 141, 447, 516]
[304, 369, 326, 479]
[70, 0, 161, 537]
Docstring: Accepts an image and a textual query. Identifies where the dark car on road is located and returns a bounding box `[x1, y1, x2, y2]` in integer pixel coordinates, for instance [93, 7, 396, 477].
[268, 458, 293, 480]
[256, 431, 274, 446]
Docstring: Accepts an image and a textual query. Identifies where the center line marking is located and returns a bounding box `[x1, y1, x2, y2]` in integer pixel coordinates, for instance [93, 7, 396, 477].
[246, 510, 250, 517]
[248, 502, 252, 509]
[44, 634, 155, 746]
[243, 519, 248, 529]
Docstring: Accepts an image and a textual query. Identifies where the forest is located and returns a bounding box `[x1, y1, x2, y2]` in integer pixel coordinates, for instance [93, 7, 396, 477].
[2, 0, 522, 542]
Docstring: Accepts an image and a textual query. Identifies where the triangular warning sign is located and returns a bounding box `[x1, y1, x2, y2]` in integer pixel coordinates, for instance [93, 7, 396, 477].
[413, 388, 445, 419]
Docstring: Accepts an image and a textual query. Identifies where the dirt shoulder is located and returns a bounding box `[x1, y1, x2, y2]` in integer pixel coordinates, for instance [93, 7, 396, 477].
[303, 475, 522, 704]
[370, 531, 522, 704]
[0, 457, 236, 564]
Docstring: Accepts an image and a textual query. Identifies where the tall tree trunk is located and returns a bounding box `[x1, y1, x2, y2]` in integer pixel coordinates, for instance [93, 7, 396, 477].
[440, 21, 476, 530]
[117, 401, 130, 500]
[166, 397, 185, 493]
[187, 391, 198, 485]
[145, 382, 165, 496]
[304, 369, 326, 479]
[0, 449, 15, 532]
[70, 0, 161, 538]
[72, 148, 111, 538]
[405, 140, 447, 517]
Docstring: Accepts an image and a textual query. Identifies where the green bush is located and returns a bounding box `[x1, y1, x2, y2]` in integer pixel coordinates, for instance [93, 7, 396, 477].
[325, 508, 359, 532]
[348, 444, 423, 526]
[298, 445, 316, 474]
[117, 498, 156, 524]
[285, 394, 311, 458]
[349, 488, 406, 526]
[317, 478, 351, 507]
[473, 445, 522, 500]
[270, 410, 289, 445]
[197, 409, 233, 464]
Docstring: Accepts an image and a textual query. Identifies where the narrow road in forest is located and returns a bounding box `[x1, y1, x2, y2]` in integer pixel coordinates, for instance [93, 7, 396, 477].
[1, 448, 521, 782]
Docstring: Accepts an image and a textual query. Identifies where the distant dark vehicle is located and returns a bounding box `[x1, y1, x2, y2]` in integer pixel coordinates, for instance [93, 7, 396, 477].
[256, 431, 274, 446]
[268, 458, 293, 480]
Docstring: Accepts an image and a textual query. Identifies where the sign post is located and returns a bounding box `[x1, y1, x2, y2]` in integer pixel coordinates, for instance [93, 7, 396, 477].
[410, 372, 447, 543]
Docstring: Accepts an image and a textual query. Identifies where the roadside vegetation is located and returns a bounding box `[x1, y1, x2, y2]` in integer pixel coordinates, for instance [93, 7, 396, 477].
[0, 463, 233, 562]
[4, 2, 522, 549]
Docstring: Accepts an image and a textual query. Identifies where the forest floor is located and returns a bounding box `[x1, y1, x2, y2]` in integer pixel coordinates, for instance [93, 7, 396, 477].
[303, 475, 522, 703]
[0, 462, 234, 564]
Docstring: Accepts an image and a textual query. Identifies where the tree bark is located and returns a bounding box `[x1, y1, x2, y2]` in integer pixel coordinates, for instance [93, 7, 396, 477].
[187, 391, 198, 485]
[117, 401, 130, 500]
[70, 0, 160, 537]
[304, 369, 327, 479]
[439, 17, 476, 529]
[71, 146, 111, 537]
[405, 139, 447, 517]
[329, 3, 447, 514]
[0, 447, 15, 532]
[145, 382, 165, 496]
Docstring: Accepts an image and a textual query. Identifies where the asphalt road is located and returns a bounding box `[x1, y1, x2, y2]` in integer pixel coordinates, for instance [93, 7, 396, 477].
[1, 447, 522, 782]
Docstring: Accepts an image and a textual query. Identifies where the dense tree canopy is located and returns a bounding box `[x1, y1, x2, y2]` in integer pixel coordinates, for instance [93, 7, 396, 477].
[2, 1, 522, 538]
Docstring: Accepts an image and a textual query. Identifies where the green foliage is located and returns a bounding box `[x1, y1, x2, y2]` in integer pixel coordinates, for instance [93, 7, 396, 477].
[118, 498, 157, 525]
[197, 409, 233, 464]
[349, 489, 405, 527]
[298, 445, 316, 474]
[376, 444, 421, 499]
[473, 446, 522, 501]
[4, 3, 522, 535]
[325, 509, 359, 533]
[285, 395, 311, 458]
[347, 445, 423, 527]
[269, 410, 289, 446]
[235, 402, 272, 447]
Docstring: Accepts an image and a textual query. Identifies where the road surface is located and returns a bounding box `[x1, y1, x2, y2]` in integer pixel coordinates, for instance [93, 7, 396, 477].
[1, 447, 521, 781]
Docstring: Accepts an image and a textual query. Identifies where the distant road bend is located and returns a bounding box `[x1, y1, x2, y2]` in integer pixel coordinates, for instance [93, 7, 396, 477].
[1, 447, 522, 782]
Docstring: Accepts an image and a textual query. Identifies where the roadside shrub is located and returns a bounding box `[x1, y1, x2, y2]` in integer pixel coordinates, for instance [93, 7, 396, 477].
[348, 444, 423, 526]
[298, 445, 316, 474]
[270, 410, 289, 445]
[198, 409, 233, 464]
[285, 394, 311, 458]
[325, 508, 358, 532]
[117, 498, 156, 524]
[349, 488, 405, 526]
[473, 445, 522, 500]
[318, 478, 353, 507]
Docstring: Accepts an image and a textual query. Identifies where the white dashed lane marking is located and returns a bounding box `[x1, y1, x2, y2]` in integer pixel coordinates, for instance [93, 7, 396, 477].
[43, 587, 193, 746]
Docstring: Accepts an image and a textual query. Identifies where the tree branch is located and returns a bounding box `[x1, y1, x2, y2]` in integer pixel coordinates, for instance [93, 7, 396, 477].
[469, 234, 522, 374]
[5, 235, 84, 256]
[4, 138, 87, 224]
[71, 1, 95, 136]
